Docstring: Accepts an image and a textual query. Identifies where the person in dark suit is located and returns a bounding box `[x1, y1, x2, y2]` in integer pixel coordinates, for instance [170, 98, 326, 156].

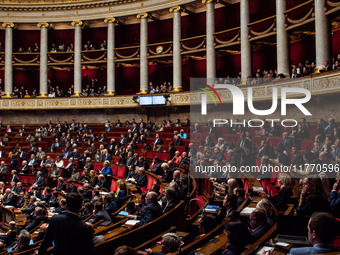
[0, 160, 7, 182]
[104, 194, 117, 215]
[161, 188, 178, 213]
[83, 157, 93, 171]
[281, 132, 293, 150]
[100, 149, 112, 162]
[287, 212, 338, 255]
[89, 201, 112, 226]
[66, 180, 77, 194]
[33, 171, 45, 187]
[0, 221, 17, 246]
[18, 148, 27, 161]
[54, 198, 67, 214]
[222, 220, 251, 255]
[15, 182, 25, 195]
[133, 168, 147, 191]
[3, 188, 14, 205]
[26, 206, 45, 231]
[16, 192, 26, 208]
[13, 229, 36, 253]
[95, 174, 107, 190]
[11, 170, 19, 183]
[24, 196, 37, 215]
[55, 177, 67, 191]
[39, 193, 95, 255]
[128, 191, 162, 226]
[150, 157, 163, 176]
[82, 183, 93, 200]
[249, 209, 269, 243]
[274, 147, 291, 166]
[41, 187, 52, 203]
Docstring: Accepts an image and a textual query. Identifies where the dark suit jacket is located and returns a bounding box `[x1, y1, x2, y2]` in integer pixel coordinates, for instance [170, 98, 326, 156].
[3, 194, 14, 205]
[96, 179, 107, 190]
[82, 189, 93, 200]
[135, 174, 147, 188]
[33, 176, 45, 187]
[161, 200, 178, 213]
[296, 194, 331, 217]
[39, 212, 95, 255]
[105, 201, 118, 215]
[251, 224, 269, 243]
[269, 187, 293, 212]
[138, 202, 163, 226]
[16, 197, 26, 208]
[26, 214, 45, 231]
[150, 163, 163, 176]
[90, 210, 112, 226]
[56, 182, 67, 191]
[11, 175, 19, 184]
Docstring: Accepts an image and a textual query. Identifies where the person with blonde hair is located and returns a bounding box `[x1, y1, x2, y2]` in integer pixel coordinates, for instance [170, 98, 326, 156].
[256, 199, 277, 226]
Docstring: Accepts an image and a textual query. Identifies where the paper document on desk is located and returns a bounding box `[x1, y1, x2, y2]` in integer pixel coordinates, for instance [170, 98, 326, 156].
[240, 207, 256, 217]
[252, 187, 264, 192]
[125, 220, 140, 226]
[257, 246, 273, 255]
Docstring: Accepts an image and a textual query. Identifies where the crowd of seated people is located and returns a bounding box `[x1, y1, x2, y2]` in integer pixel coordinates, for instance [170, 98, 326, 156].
[0, 116, 340, 254]
[0, 118, 196, 253]
[148, 82, 173, 94]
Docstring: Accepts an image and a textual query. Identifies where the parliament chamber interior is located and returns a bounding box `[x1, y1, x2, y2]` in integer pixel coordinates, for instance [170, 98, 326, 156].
[0, 0, 339, 254]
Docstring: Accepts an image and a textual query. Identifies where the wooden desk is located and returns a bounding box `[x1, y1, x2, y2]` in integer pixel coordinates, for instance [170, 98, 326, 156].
[195, 232, 227, 254]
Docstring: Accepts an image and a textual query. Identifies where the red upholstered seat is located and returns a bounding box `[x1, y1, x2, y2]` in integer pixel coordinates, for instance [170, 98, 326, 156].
[117, 166, 126, 178]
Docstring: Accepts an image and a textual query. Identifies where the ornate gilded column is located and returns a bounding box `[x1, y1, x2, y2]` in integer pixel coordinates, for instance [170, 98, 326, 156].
[203, 0, 216, 81]
[314, 0, 330, 71]
[71, 20, 83, 96]
[37, 22, 49, 97]
[137, 13, 149, 94]
[2, 22, 14, 98]
[240, 0, 252, 82]
[170, 6, 183, 92]
[104, 18, 117, 96]
[276, 0, 290, 77]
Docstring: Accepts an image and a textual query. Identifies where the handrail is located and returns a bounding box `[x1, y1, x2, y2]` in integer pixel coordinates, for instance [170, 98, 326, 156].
[248, 15, 276, 27]
[284, 0, 314, 15]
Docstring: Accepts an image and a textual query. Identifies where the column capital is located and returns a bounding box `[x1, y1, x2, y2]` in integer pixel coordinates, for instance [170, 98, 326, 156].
[71, 20, 83, 27]
[104, 17, 117, 24]
[202, 0, 217, 4]
[37, 22, 49, 29]
[2, 22, 14, 28]
[137, 12, 150, 19]
[169, 6, 184, 13]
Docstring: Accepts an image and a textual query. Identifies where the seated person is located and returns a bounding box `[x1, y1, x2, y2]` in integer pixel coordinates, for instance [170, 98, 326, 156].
[222, 220, 251, 255]
[197, 216, 216, 239]
[161, 188, 179, 214]
[330, 175, 340, 216]
[81, 202, 93, 220]
[16, 191, 26, 208]
[54, 198, 67, 214]
[256, 199, 277, 227]
[95, 174, 107, 190]
[132, 167, 147, 192]
[287, 212, 339, 255]
[249, 209, 269, 243]
[125, 201, 137, 215]
[101, 160, 113, 176]
[104, 194, 117, 215]
[55, 177, 67, 191]
[26, 206, 45, 231]
[0, 221, 17, 247]
[145, 233, 181, 255]
[33, 171, 45, 187]
[297, 176, 331, 217]
[3, 188, 14, 206]
[127, 191, 162, 226]
[12, 229, 36, 253]
[89, 201, 112, 226]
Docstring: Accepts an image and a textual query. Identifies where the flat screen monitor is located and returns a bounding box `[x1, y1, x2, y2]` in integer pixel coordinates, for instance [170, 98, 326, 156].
[139, 95, 166, 106]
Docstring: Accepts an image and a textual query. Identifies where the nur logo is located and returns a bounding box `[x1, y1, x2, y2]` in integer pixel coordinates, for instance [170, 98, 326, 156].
[200, 85, 223, 115]
[200, 84, 311, 116]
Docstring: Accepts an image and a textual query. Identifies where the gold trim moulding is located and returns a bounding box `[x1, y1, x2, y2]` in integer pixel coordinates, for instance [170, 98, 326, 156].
[172, 87, 183, 92]
[71, 92, 81, 97]
[105, 91, 116, 96]
[38, 93, 48, 98]
[37, 22, 49, 28]
[2, 22, 14, 28]
[1, 93, 12, 98]
[71, 20, 83, 27]
[137, 90, 148, 94]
